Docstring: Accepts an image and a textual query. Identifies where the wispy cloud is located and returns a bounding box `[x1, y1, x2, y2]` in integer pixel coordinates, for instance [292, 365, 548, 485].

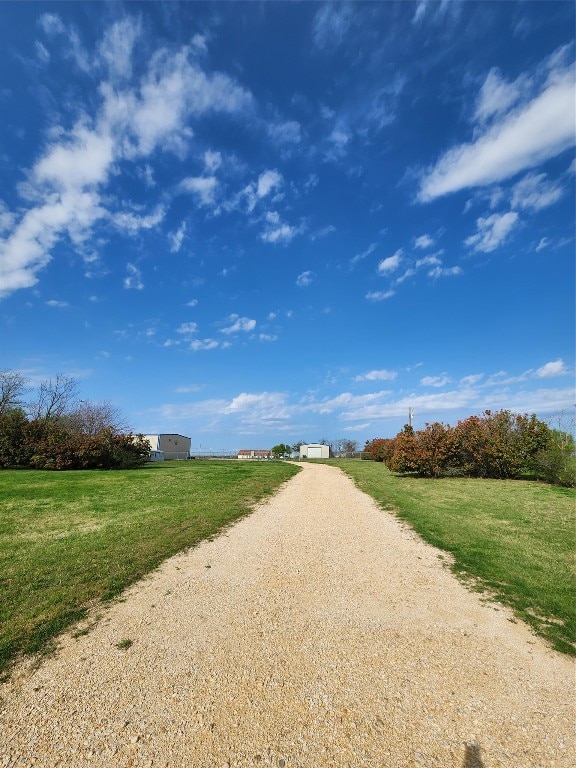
[45, 299, 69, 308]
[350, 242, 377, 267]
[510, 173, 564, 211]
[355, 369, 397, 382]
[296, 270, 314, 287]
[377, 249, 403, 274]
[536, 359, 567, 378]
[220, 315, 257, 335]
[257, 169, 283, 198]
[465, 211, 519, 253]
[123, 263, 144, 290]
[366, 289, 395, 301]
[0, 20, 252, 299]
[414, 234, 434, 249]
[179, 176, 218, 207]
[418, 47, 575, 201]
[312, 2, 354, 50]
[421, 374, 451, 388]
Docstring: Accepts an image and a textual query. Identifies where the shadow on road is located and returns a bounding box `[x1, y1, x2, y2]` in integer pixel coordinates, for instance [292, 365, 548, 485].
[463, 742, 485, 768]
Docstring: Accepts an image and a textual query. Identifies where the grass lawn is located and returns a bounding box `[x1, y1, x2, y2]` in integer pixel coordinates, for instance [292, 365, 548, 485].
[0, 460, 300, 676]
[329, 459, 575, 655]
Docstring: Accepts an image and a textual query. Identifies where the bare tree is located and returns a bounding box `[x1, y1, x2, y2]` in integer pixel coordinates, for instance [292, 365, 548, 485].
[341, 439, 358, 457]
[65, 400, 132, 435]
[0, 370, 29, 414]
[28, 374, 79, 420]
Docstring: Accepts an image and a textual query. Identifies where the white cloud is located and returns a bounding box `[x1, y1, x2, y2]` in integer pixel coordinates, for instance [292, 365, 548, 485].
[267, 120, 301, 145]
[415, 254, 441, 268]
[123, 263, 143, 290]
[310, 224, 336, 241]
[421, 374, 451, 388]
[313, 3, 354, 49]
[473, 68, 527, 125]
[366, 290, 395, 301]
[414, 234, 434, 249]
[179, 176, 218, 207]
[535, 237, 550, 252]
[296, 270, 314, 287]
[203, 150, 222, 173]
[190, 338, 220, 351]
[177, 322, 198, 335]
[34, 127, 114, 191]
[0, 26, 254, 300]
[351, 242, 377, 266]
[224, 392, 290, 421]
[170, 221, 187, 253]
[112, 206, 165, 235]
[428, 265, 462, 278]
[261, 222, 298, 244]
[460, 374, 484, 386]
[465, 211, 519, 253]
[38, 13, 65, 36]
[98, 17, 142, 80]
[536, 359, 567, 378]
[510, 173, 564, 211]
[355, 369, 397, 382]
[394, 268, 416, 285]
[377, 249, 402, 274]
[413, 0, 460, 24]
[35, 41, 50, 64]
[257, 169, 283, 198]
[45, 299, 69, 308]
[418, 53, 575, 201]
[220, 315, 257, 334]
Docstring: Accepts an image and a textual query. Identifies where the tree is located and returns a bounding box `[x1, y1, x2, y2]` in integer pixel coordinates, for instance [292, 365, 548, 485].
[63, 400, 131, 435]
[291, 440, 306, 454]
[340, 439, 358, 457]
[271, 443, 291, 458]
[28, 374, 79, 421]
[533, 429, 576, 487]
[0, 370, 29, 415]
[363, 438, 394, 463]
[0, 409, 29, 467]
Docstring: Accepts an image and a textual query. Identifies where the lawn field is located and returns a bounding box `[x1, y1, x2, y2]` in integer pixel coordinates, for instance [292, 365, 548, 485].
[0, 460, 300, 676]
[330, 459, 576, 656]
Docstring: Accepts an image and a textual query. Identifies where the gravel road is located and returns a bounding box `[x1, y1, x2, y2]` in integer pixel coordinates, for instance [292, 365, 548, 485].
[1, 462, 574, 768]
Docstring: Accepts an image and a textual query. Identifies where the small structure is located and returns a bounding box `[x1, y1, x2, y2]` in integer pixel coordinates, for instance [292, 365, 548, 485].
[144, 434, 191, 460]
[237, 449, 272, 460]
[299, 443, 330, 459]
[148, 450, 165, 462]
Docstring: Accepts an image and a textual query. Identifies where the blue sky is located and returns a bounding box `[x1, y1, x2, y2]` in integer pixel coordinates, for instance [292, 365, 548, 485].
[1, 1, 574, 452]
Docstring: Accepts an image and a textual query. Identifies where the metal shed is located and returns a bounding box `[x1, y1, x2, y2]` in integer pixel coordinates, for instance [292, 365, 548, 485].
[299, 443, 330, 459]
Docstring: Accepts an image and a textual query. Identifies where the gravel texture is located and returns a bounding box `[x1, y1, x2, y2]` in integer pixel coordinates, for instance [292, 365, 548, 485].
[1, 462, 574, 768]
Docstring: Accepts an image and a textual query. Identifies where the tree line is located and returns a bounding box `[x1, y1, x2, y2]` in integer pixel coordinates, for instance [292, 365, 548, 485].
[363, 409, 575, 487]
[0, 370, 149, 470]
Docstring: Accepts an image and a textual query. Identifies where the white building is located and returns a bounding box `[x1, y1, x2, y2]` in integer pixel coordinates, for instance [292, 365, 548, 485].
[144, 434, 191, 460]
[299, 443, 330, 459]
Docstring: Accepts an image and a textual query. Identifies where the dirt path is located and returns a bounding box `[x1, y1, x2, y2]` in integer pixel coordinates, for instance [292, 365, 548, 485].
[1, 463, 573, 767]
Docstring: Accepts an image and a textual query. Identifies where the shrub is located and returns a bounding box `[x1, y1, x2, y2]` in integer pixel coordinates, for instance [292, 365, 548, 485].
[533, 430, 576, 487]
[363, 438, 394, 462]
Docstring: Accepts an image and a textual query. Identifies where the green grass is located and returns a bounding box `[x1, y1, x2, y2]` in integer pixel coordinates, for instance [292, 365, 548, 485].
[0, 460, 299, 676]
[328, 459, 576, 655]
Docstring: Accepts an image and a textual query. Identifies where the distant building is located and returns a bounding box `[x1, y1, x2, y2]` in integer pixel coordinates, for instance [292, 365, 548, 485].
[237, 449, 272, 460]
[144, 434, 191, 460]
[299, 443, 330, 459]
